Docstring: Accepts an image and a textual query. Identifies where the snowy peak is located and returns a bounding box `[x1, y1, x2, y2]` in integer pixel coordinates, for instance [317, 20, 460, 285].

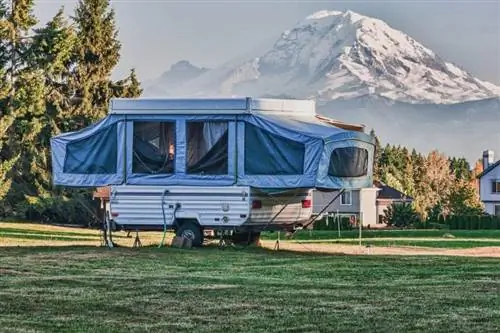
[144, 60, 209, 96]
[146, 10, 500, 104]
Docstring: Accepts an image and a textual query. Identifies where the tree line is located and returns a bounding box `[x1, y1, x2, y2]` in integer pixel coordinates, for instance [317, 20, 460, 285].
[370, 129, 484, 223]
[0, 0, 141, 224]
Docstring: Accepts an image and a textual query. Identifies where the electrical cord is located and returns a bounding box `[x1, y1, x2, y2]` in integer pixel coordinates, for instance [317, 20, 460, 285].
[158, 189, 179, 248]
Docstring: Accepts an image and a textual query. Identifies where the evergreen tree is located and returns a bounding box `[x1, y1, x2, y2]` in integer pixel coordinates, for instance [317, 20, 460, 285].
[0, 0, 39, 215]
[71, 0, 122, 123]
[449, 157, 471, 181]
[0, 2, 142, 221]
[0, 1, 15, 204]
[112, 68, 143, 98]
[22, 7, 77, 200]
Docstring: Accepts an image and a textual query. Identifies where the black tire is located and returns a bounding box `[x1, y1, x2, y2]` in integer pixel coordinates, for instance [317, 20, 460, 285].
[232, 231, 261, 245]
[176, 221, 204, 247]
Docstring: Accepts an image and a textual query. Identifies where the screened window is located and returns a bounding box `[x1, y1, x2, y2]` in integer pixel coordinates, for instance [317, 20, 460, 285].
[186, 121, 228, 175]
[340, 190, 352, 205]
[64, 123, 118, 174]
[328, 147, 368, 177]
[244, 123, 305, 175]
[132, 121, 175, 174]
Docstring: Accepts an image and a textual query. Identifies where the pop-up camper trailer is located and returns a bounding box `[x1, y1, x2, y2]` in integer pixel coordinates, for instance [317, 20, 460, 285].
[50, 97, 374, 246]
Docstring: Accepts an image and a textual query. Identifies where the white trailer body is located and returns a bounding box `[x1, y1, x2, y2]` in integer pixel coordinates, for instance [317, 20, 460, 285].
[109, 185, 312, 232]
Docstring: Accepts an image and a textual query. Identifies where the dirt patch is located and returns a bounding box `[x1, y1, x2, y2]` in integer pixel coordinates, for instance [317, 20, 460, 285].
[259, 240, 500, 258]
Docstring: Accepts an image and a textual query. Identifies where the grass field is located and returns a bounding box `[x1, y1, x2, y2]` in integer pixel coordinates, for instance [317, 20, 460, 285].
[1, 246, 499, 333]
[1, 222, 500, 332]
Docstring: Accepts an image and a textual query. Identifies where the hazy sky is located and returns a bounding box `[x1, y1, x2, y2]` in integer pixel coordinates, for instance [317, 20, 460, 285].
[34, 0, 500, 84]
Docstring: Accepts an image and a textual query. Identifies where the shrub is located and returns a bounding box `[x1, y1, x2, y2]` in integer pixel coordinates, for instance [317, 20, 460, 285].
[384, 202, 420, 228]
[17, 193, 99, 227]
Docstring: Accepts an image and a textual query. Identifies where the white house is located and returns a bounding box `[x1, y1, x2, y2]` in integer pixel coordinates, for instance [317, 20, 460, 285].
[478, 149, 500, 217]
[312, 182, 413, 227]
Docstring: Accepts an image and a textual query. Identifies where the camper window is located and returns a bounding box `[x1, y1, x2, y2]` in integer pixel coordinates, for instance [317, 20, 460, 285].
[63, 123, 118, 174]
[132, 121, 175, 174]
[244, 122, 305, 175]
[328, 147, 368, 177]
[186, 121, 228, 175]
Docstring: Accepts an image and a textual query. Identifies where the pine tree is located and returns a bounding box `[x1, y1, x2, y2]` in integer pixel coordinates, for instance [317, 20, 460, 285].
[0, 0, 39, 215]
[112, 68, 143, 98]
[0, 1, 14, 205]
[449, 157, 471, 181]
[70, 0, 122, 123]
[70, 0, 142, 125]
[23, 7, 77, 200]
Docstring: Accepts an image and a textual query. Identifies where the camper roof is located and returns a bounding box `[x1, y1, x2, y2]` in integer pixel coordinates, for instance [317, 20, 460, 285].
[109, 97, 366, 132]
[109, 97, 315, 116]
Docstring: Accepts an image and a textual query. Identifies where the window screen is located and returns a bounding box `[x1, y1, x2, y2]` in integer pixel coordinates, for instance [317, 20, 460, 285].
[186, 121, 228, 175]
[63, 123, 117, 174]
[328, 147, 368, 177]
[244, 123, 305, 175]
[132, 121, 175, 174]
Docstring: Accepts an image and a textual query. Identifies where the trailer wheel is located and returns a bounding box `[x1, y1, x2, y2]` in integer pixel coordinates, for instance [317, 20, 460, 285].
[176, 222, 204, 247]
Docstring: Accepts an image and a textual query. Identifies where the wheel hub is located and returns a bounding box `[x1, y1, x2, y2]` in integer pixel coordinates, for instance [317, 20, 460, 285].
[181, 229, 195, 240]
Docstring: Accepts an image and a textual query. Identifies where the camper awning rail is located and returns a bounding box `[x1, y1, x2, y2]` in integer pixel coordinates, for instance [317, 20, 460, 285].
[109, 97, 315, 116]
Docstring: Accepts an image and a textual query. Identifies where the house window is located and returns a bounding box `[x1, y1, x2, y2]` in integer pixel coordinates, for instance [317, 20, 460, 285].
[186, 121, 228, 175]
[340, 190, 352, 205]
[492, 181, 500, 193]
[495, 205, 500, 217]
[132, 121, 175, 174]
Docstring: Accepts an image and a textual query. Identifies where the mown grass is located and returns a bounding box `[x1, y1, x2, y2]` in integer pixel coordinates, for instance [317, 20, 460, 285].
[0, 246, 499, 333]
[261, 229, 500, 241]
[0, 222, 168, 248]
[294, 239, 500, 249]
[2, 222, 500, 249]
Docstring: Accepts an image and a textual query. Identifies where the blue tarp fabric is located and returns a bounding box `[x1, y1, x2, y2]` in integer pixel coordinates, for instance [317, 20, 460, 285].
[50, 112, 374, 190]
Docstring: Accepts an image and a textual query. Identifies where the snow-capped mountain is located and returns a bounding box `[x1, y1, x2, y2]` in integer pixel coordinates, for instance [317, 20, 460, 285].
[143, 60, 209, 96]
[146, 10, 500, 104]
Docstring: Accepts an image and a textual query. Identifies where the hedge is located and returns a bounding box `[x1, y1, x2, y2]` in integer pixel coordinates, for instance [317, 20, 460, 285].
[427, 215, 500, 230]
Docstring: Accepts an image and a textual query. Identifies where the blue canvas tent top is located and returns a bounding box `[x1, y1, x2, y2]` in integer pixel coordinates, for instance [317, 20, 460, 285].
[50, 97, 375, 190]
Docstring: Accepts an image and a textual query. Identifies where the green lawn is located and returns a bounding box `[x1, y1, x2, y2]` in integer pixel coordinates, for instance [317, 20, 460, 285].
[295, 239, 500, 249]
[261, 229, 500, 241]
[0, 246, 499, 333]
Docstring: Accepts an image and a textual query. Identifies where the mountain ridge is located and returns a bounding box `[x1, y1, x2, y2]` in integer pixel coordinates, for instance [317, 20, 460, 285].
[145, 10, 500, 104]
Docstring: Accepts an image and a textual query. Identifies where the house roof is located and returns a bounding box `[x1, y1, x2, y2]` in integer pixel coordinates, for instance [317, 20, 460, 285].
[477, 160, 500, 178]
[373, 180, 413, 201]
